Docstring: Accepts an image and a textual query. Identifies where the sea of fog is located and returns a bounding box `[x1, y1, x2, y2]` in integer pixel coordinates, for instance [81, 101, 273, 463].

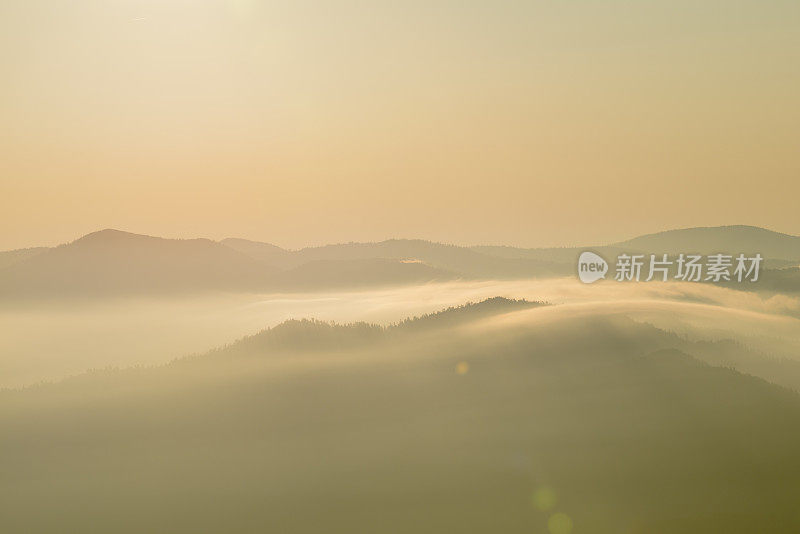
[2, 278, 799, 388]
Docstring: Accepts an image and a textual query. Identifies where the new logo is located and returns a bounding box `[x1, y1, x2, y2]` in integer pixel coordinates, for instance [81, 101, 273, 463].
[577, 251, 608, 284]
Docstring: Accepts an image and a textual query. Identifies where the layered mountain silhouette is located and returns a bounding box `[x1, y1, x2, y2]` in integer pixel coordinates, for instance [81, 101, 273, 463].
[224, 237, 566, 277]
[613, 224, 800, 259]
[0, 229, 278, 296]
[0, 231, 460, 297]
[4, 298, 800, 533]
[476, 225, 800, 268]
[220, 237, 296, 268]
[1, 225, 798, 297]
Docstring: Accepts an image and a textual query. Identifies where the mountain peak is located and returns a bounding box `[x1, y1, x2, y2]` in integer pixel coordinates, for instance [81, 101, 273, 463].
[611, 225, 800, 260]
[72, 229, 154, 245]
[616, 225, 795, 243]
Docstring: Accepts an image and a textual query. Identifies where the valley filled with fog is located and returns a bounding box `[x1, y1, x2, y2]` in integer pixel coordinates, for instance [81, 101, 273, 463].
[3, 226, 800, 533]
[3, 275, 799, 388]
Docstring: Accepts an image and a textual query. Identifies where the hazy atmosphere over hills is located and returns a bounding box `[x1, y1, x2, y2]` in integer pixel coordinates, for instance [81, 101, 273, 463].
[4, 297, 800, 533]
[3, 0, 799, 531]
[2, 225, 800, 533]
[2, 225, 799, 298]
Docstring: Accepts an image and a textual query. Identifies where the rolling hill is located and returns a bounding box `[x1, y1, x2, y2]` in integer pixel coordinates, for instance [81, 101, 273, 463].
[0, 229, 279, 297]
[0, 231, 460, 297]
[3, 299, 800, 533]
[1, 225, 799, 297]
[475, 225, 800, 268]
[612, 225, 800, 261]
[220, 237, 297, 268]
[225, 238, 569, 278]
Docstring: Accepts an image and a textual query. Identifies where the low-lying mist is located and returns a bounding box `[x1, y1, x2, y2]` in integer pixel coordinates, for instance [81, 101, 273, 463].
[2, 277, 799, 388]
[5, 295, 800, 533]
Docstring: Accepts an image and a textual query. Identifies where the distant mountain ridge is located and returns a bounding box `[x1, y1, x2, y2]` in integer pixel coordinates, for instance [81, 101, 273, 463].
[1, 225, 798, 297]
[0, 230, 466, 298]
[0, 229, 278, 297]
[612, 225, 800, 260]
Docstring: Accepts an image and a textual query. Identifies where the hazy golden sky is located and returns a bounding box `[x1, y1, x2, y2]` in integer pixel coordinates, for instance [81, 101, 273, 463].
[1, 0, 798, 250]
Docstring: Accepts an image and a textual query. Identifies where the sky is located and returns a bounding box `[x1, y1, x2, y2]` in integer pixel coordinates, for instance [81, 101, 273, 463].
[1, 0, 799, 251]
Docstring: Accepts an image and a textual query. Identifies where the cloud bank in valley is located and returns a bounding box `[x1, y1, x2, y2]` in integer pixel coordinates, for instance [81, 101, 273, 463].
[3, 276, 798, 388]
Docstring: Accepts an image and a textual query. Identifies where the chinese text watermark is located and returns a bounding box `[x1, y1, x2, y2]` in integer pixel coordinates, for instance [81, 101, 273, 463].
[578, 252, 762, 284]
